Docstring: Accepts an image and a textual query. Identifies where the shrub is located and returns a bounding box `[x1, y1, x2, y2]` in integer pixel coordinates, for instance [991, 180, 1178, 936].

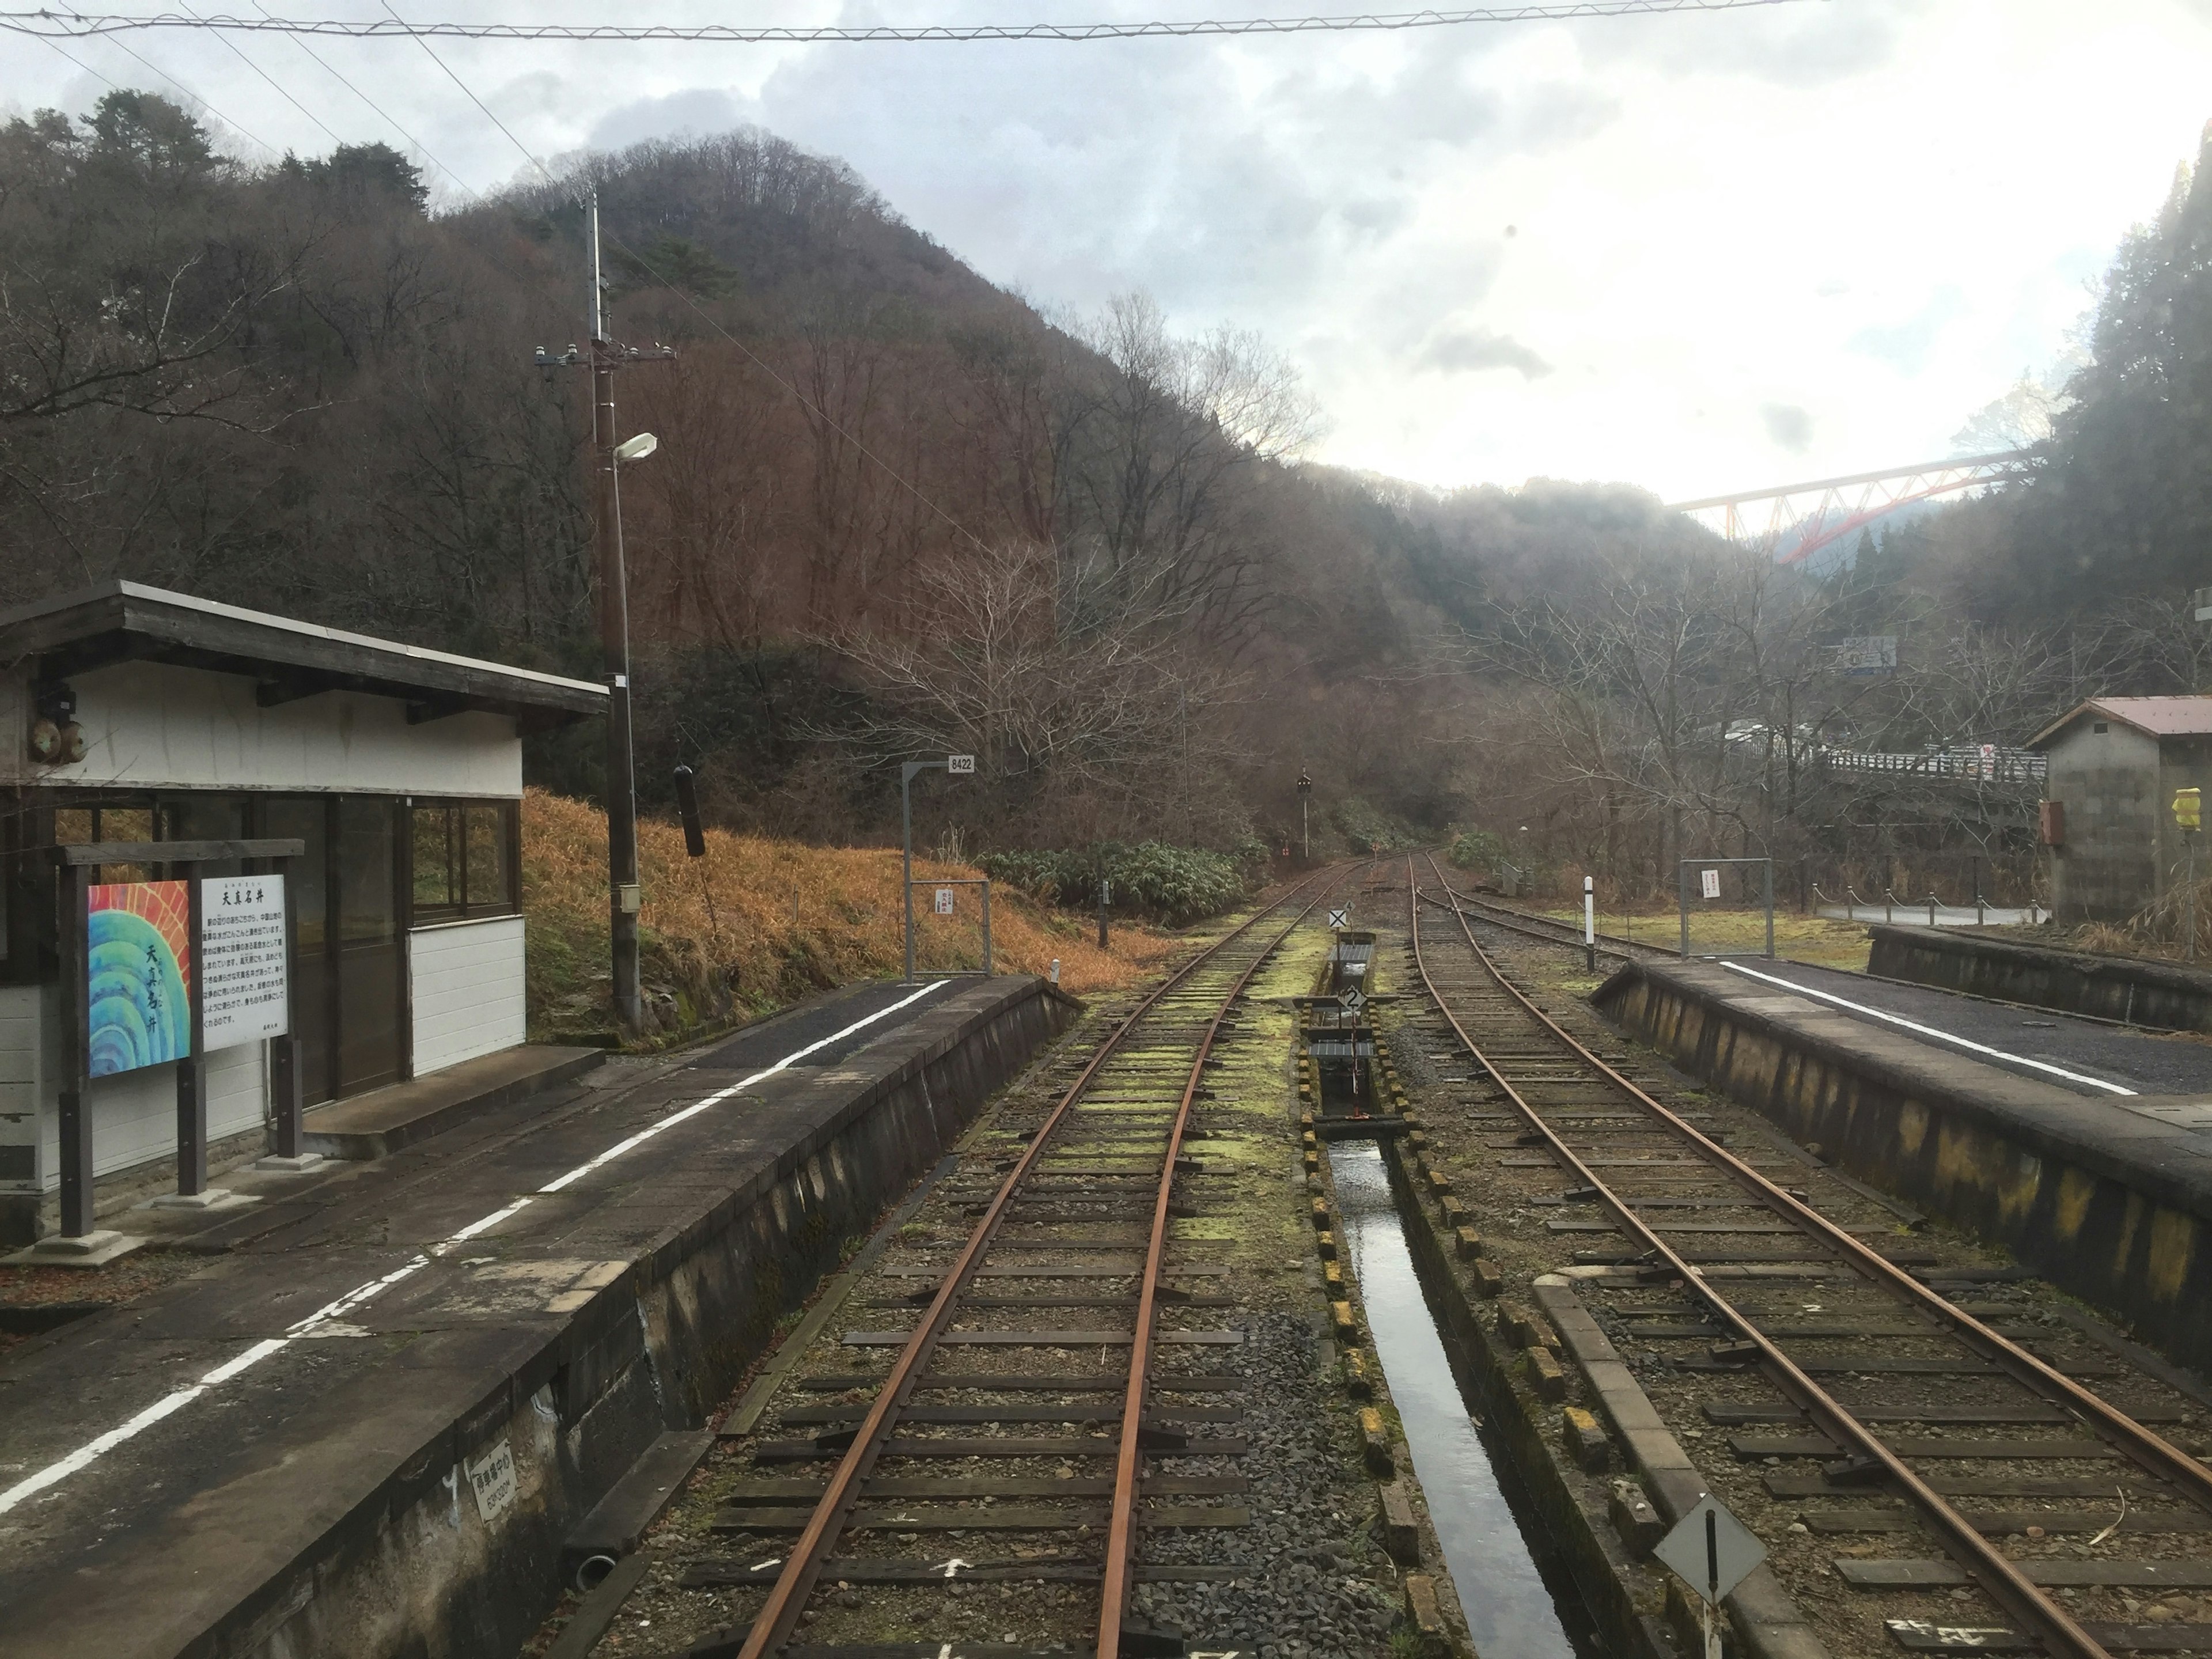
[976, 840, 1260, 927]
[1449, 829, 1508, 872]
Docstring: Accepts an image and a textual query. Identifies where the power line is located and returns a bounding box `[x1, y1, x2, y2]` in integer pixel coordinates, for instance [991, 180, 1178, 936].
[177, 0, 344, 145]
[37, 31, 120, 85]
[378, 1, 531, 194]
[248, 0, 479, 199]
[79, 28, 280, 154]
[4, 0, 1826, 43]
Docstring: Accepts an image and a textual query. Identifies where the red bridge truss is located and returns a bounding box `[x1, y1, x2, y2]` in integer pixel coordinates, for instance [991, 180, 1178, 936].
[1666, 449, 2031, 565]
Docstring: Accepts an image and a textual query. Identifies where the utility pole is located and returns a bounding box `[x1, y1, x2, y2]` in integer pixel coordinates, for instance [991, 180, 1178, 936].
[536, 191, 673, 1039]
[1297, 768, 1312, 864]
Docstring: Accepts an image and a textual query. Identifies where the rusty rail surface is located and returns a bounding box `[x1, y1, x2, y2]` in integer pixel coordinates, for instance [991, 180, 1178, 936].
[737, 865, 1348, 1659]
[1407, 850, 2212, 1659]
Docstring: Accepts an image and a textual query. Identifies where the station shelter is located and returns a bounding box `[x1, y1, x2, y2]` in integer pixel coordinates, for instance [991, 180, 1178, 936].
[0, 581, 604, 1242]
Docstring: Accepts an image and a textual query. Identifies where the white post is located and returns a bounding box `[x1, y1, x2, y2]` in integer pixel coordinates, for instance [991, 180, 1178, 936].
[1583, 874, 1596, 973]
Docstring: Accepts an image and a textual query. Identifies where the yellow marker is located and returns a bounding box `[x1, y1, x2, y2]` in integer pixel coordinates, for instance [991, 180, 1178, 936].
[2179, 787, 2202, 831]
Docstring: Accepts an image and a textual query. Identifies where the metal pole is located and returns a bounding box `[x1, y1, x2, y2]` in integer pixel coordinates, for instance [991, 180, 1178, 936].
[902, 764, 917, 984]
[592, 192, 643, 1040]
[2190, 835, 2199, 964]
[1764, 859, 1775, 960]
[1097, 874, 1109, 950]
[1678, 861, 1690, 959]
[980, 880, 993, 975]
[1583, 874, 1596, 974]
[1301, 796, 1309, 863]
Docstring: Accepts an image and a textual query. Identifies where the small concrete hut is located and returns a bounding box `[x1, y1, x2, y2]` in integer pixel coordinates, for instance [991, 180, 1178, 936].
[2028, 695, 2212, 923]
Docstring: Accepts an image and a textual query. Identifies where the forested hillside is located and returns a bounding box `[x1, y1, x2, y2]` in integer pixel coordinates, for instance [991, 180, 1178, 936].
[0, 91, 1487, 857]
[15, 92, 2211, 903]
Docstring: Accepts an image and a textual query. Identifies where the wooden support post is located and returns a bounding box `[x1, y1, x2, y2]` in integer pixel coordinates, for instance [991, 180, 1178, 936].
[176, 876, 207, 1197]
[59, 864, 92, 1238]
[270, 1036, 304, 1159]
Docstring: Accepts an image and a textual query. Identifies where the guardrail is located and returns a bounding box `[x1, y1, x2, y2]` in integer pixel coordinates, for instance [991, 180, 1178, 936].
[1814, 746, 2046, 784]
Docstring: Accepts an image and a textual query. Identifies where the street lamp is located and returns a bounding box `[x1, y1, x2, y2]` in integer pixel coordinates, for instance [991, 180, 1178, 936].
[604, 429, 657, 1035]
[1296, 770, 1313, 863]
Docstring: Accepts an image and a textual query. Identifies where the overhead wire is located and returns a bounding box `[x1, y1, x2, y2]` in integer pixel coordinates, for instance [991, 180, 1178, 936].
[376, 2, 993, 554]
[54, 1, 279, 154]
[177, 0, 345, 145]
[247, 0, 479, 199]
[378, 0, 532, 195]
[3, 0, 1824, 43]
[37, 32, 121, 86]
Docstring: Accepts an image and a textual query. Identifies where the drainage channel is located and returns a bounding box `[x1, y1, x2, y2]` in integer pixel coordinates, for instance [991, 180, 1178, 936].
[1327, 1141, 1599, 1659]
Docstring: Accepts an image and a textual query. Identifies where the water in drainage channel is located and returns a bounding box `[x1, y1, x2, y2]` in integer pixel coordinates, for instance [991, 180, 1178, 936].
[1328, 1141, 1600, 1658]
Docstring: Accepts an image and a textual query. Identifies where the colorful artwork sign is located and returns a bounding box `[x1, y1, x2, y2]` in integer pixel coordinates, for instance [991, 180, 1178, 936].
[88, 881, 194, 1075]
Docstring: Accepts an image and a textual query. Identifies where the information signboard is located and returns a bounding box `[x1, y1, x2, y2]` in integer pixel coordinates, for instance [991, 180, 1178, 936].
[1838, 636, 1898, 676]
[934, 887, 956, 915]
[1700, 868, 1722, 900]
[200, 875, 289, 1050]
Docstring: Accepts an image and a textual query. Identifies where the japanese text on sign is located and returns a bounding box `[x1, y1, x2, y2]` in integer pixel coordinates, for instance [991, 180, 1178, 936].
[934, 887, 956, 915]
[1700, 869, 1722, 901]
[200, 875, 289, 1051]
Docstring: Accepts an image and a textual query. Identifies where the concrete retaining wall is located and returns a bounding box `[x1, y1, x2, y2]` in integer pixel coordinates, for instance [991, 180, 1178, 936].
[1868, 922, 2212, 1033]
[1594, 959, 2212, 1377]
[206, 974, 1078, 1659]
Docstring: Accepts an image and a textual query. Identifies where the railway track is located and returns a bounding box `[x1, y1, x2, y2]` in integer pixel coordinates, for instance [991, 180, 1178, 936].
[1401, 851, 2212, 1659]
[1417, 877, 1658, 960]
[618, 865, 1362, 1659]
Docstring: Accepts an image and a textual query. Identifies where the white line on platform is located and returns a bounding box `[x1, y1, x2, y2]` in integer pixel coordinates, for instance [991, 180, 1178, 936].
[0, 977, 955, 1517]
[537, 978, 952, 1192]
[1717, 960, 2137, 1097]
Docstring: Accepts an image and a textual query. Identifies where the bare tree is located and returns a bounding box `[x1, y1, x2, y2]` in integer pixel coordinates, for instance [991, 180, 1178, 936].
[816, 539, 1247, 844]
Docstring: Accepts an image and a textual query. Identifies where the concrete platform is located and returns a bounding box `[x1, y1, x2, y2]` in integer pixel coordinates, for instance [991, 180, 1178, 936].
[298, 1043, 608, 1161]
[0, 974, 1077, 1659]
[1595, 957, 2212, 1379]
[1868, 921, 2212, 1034]
[1710, 956, 2212, 1098]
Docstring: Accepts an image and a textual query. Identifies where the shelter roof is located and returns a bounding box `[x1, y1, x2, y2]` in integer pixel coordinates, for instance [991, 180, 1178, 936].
[0, 581, 604, 732]
[2027, 696, 2212, 751]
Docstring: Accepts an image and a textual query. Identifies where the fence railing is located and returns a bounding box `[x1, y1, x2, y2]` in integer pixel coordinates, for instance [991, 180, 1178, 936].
[1814, 745, 2046, 784]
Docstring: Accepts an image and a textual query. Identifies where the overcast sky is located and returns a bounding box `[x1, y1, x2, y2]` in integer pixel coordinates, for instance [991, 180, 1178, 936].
[9, 0, 2212, 500]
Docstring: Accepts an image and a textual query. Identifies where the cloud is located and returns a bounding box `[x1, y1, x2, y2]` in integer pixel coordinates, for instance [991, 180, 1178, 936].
[1761, 403, 1815, 453]
[1846, 287, 1968, 375]
[590, 88, 749, 151]
[1420, 325, 1552, 379]
[6, 0, 2208, 498]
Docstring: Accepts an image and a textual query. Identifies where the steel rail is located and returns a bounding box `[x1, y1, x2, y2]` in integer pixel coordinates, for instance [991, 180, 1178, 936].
[1407, 853, 2119, 1659]
[736, 866, 1342, 1659]
[1419, 854, 2212, 1512]
[1096, 866, 1350, 1656]
[1425, 876, 2190, 1037]
[1416, 882, 1653, 959]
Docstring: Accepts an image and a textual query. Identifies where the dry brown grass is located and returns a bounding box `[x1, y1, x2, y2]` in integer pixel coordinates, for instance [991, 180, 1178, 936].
[522, 788, 1184, 1036]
